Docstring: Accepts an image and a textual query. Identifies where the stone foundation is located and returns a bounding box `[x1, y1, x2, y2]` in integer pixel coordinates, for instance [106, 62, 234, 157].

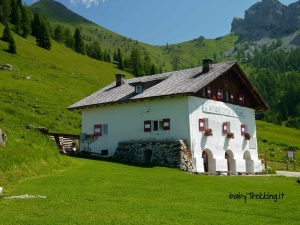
[113, 140, 194, 173]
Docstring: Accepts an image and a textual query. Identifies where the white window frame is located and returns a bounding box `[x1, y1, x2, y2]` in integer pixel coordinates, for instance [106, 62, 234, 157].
[153, 120, 164, 131]
[136, 85, 143, 93]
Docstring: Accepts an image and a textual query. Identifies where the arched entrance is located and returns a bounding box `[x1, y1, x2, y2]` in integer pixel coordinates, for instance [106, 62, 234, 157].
[225, 152, 230, 171]
[202, 151, 208, 172]
[243, 150, 253, 173]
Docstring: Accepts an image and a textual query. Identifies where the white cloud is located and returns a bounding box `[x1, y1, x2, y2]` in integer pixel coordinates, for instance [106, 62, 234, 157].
[69, 0, 101, 8]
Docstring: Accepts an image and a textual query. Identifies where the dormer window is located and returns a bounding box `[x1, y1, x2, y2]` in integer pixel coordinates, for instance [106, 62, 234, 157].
[136, 84, 143, 93]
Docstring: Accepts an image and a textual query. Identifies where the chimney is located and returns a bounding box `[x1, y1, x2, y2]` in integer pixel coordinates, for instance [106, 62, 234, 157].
[202, 59, 213, 73]
[115, 74, 126, 87]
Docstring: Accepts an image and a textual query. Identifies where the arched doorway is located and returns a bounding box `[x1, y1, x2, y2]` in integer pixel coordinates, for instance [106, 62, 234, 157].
[225, 152, 230, 171]
[243, 150, 253, 173]
[202, 151, 208, 172]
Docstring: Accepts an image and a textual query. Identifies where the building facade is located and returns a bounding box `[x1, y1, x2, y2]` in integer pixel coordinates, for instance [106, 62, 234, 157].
[68, 59, 269, 174]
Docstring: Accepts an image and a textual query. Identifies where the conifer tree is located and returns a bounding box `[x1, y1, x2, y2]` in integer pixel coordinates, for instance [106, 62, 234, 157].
[54, 24, 64, 43]
[36, 18, 51, 50]
[20, 5, 32, 37]
[2, 23, 12, 42]
[117, 48, 124, 70]
[64, 27, 74, 49]
[0, 0, 11, 23]
[8, 35, 17, 54]
[74, 28, 85, 55]
[130, 48, 144, 76]
[10, 0, 21, 33]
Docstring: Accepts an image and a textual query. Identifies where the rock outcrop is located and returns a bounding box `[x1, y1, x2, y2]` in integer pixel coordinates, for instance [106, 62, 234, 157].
[231, 0, 300, 40]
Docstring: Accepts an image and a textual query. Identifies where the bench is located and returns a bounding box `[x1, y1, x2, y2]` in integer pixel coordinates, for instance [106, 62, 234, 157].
[237, 172, 249, 175]
[216, 171, 232, 176]
[194, 172, 211, 175]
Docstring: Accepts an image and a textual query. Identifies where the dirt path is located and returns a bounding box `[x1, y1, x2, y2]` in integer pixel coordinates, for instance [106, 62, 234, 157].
[275, 171, 300, 177]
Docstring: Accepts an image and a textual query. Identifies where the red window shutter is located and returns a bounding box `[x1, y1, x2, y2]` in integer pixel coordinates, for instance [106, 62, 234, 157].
[144, 120, 151, 132]
[239, 94, 244, 105]
[230, 92, 234, 103]
[223, 122, 228, 134]
[241, 125, 246, 135]
[217, 89, 222, 100]
[163, 118, 170, 130]
[207, 86, 211, 97]
[199, 119, 205, 131]
[94, 124, 102, 136]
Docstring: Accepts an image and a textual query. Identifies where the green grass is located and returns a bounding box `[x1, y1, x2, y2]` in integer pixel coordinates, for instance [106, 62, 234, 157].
[0, 156, 299, 224]
[256, 120, 300, 171]
[0, 23, 134, 134]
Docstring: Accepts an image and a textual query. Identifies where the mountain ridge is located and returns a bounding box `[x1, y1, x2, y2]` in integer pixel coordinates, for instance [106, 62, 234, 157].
[231, 0, 300, 40]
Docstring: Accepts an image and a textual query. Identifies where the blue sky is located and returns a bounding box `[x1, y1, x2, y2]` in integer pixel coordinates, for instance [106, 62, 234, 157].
[24, 0, 298, 46]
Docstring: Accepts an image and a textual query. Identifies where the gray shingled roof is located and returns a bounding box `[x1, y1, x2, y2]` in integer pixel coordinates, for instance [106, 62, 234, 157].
[67, 60, 244, 109]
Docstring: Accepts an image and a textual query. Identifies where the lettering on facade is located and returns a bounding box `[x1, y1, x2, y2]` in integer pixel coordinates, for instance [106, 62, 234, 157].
[203, 103, 246, 119]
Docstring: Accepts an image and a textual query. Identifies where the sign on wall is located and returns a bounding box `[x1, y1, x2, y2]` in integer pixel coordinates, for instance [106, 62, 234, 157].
[203, 102, 246, 119]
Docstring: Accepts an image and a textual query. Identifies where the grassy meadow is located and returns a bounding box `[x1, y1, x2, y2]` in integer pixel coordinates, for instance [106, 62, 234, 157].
[0, 156, 299, 225]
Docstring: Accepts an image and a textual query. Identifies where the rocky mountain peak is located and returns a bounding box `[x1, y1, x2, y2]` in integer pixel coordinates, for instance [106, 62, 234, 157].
[231, 0, 300, 40]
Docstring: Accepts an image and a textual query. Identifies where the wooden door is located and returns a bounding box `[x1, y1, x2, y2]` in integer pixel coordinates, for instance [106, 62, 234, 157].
[202, 151, 208, 172]
[225, 152, 230, 171]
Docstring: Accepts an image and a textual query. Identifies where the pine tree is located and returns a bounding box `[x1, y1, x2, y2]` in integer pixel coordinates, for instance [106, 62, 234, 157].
[117, 48, 124, 70]
[143, 52, 151, 75]
[74, 28, 85, 55]
[54, 24, 64, 43]
[2, 23, 12, 42]
[64, 27, 74, 49]
[20, 5, 32, 37]
[36, 18, 51, 50]
[130, 48, 144, 76]
[8, 35, 16, 54]
[10, 0, 21, 33]
[0, 0, 11, 23]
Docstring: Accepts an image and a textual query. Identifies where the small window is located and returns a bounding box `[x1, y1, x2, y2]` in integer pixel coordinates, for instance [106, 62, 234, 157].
[101, 150, 108, 155]
[223, 122, 230, 134]
[207, 86, 212, 97]
[202, 87, 206, 97]
[230, 92, 234, 103]
[94, 124, 102, 136]
[225, 91, 229, 102]
[239, 94, 244, 105]
[136, 85, 142, 93]
[217, 89, 223, 100]
[241, 124, 246, 135]
[102, 124, 108, 135]
[153, 120, 164, 131]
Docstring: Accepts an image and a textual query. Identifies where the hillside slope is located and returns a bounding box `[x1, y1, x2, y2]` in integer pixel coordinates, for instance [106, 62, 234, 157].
[0, 23, 134, 134]
[29, 0, 238, 72]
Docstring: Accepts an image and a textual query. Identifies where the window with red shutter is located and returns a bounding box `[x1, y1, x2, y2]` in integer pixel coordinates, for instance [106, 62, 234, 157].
[94, 124, 102, 136]
[223, 122, 228, 134]
[144, 120, 151, 132]
[239, 94, 244, 105]
[207, 86, 211, 97]
[241, 125, 246, 135]
[217, 89, 223, 100]
[230, 92, 234, 103]
[163, 118, 170, 130]
[199, 119, 205, 131]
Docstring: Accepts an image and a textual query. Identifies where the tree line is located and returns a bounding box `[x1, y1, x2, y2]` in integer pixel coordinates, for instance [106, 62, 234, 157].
[0, 0, 161, 76]
[244, 44, 300, 129]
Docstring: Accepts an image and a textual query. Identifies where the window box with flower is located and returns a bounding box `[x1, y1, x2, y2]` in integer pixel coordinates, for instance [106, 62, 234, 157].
[244, 132, 251, 140]
[204, 128, 213, 136]
[226, 132, 234, 139]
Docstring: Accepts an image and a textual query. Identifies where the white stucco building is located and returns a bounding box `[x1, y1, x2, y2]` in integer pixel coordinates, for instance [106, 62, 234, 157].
[68, 59, 269, 174]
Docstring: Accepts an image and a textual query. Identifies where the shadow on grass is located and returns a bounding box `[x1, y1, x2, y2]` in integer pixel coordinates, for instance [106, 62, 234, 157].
[64, 151, 180, 170]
